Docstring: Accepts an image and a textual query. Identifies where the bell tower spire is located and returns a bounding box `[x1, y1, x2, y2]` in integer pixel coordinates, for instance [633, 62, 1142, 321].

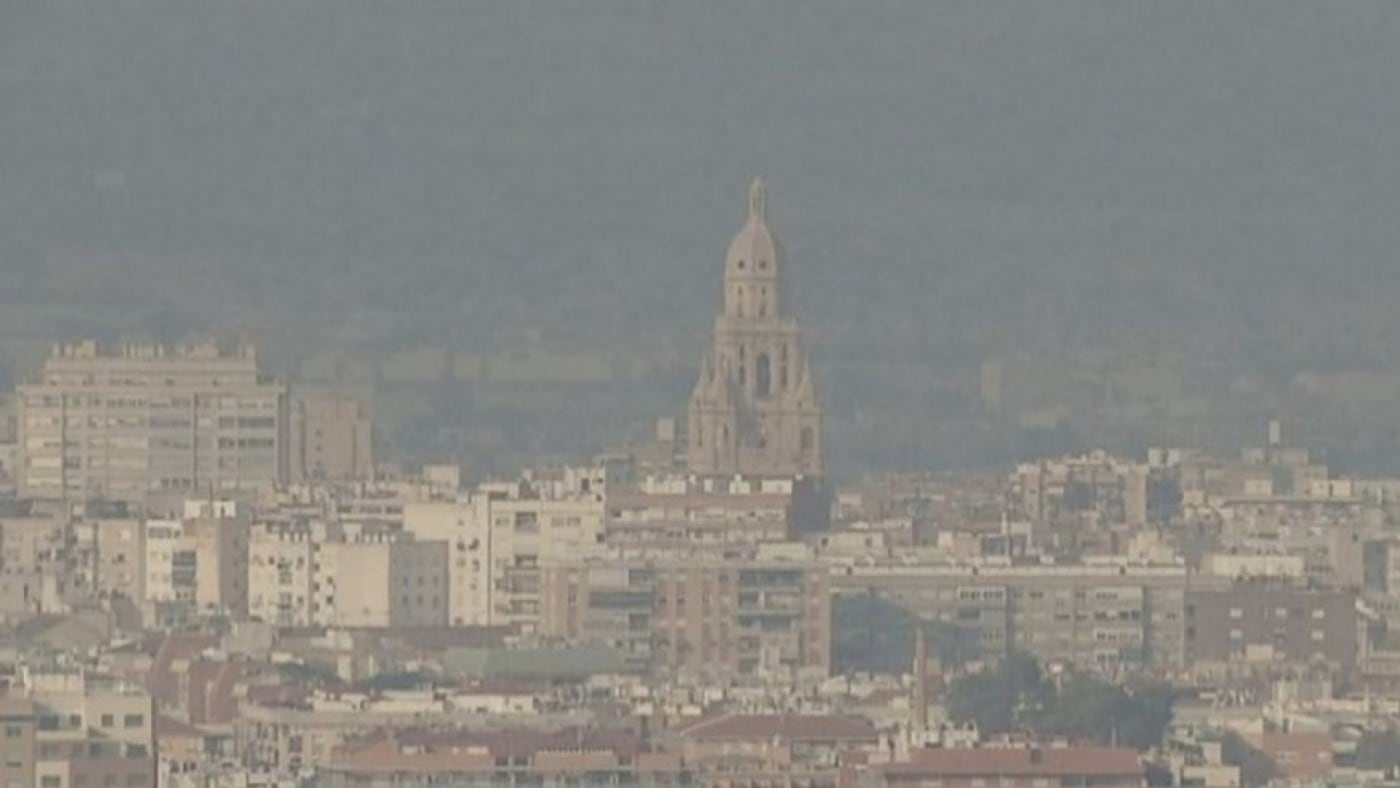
[687, 178, 823, 478]
[748, 177, 766, 221]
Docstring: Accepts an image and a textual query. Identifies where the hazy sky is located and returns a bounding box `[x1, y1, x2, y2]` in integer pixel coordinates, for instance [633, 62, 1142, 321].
[3, 2, 1400, 365]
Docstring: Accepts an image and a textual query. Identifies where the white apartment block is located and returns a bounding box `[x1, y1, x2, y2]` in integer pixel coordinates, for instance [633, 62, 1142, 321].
[319, 535, 447, 629]
[248, 520, 447, 629]
[403, 469, 606, 630]
[16, 341, 288, 502]
[248, 520, 329, 628]
[142, 515, 249, 619]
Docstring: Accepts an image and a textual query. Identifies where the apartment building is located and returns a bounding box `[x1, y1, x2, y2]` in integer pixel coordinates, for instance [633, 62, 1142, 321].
[91, 517, 144, 602]
[288, 392, 374, 483]
[319, 727, 686, 787]
[403, 472, 605, 629]
[834, 561, 1209, 671]
[321, 531, 448, 629]
[0, 698, 36, 788]
[541, 552, 830, 679]
[16, 340, 288, 502]
[0, 516, 67, 577]
[1185, 582, 1358, 669]
[1014, 451, 1150, 526]
[14, 670, 156, 788]
[143, 514, 249, 620]
[606, 472, 830, 544]
[248, 520, 448, 629]
[248, 520, 335, 627]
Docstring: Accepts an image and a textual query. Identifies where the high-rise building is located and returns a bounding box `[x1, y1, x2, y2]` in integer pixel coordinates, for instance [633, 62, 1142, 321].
[15, 341, 289, 502]
[288, 391, 374, 482]
[687, 179, 822, 478]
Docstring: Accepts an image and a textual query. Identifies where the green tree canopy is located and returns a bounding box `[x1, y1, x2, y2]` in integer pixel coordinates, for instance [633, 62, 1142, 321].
[945, 653, 1174, 751]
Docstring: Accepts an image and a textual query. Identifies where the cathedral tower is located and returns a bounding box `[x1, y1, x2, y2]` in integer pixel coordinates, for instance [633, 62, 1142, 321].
[687, 178, 823, 477]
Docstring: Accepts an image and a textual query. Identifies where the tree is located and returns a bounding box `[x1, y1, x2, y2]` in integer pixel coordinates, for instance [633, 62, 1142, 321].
[275, 660, 341, 688]
[945, 654, 1173, 750]
[1354, 729, 1400, 771]
[830, 593, 915, 675]
[946, 652, 1049, 735]
[362, 670, 435, 691]
[1221, 731, 1281, 788]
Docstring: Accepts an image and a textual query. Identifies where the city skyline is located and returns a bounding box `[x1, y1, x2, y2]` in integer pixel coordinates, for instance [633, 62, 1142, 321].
[4, 4, 1400, 786]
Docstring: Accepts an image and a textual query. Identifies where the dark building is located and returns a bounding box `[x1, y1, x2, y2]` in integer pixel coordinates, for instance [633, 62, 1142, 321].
[1186, 583, 1357, 670]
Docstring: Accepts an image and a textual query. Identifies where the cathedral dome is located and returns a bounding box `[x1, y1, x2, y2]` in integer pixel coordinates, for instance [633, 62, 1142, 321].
[725, 178, 785, 279]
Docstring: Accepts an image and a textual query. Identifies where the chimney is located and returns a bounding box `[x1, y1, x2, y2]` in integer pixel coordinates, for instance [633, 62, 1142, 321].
[913, 620, 929, 733]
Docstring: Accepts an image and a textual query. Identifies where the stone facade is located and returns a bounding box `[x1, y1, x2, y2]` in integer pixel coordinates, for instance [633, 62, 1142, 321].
[687, 179, 822, 478]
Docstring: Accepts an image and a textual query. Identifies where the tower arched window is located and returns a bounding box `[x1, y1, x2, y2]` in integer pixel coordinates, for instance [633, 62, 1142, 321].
[756, 353, 772, 397]
[738, 345, 747, 386]
[759, 287, 767, 317]
[735, 286, 744, 318]
[780, 345, 789, 388]
[801, 427, 815, 457]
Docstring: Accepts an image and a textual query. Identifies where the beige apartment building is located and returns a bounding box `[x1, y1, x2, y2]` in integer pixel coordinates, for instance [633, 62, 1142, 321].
[289, 392, 374, 482]
[0, 697, 37, 788]
[404, 471, 606, 630]
[0, 516, 67, 577]
[1015, 451, 1150, 525]
[143, 513, 250, 620]
[541, 553, 830, 679]
[320, 534, 448, 629]
[247, 520, 445, 629]
[13, 670, 156, 788]
[832, 561, 1215, 672]
[91, 517, 145, 603]
[248, 519, 336, 628]
[16, 341, 289, 502]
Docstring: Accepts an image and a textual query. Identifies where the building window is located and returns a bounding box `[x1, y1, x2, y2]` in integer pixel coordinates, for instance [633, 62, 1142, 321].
[756, 353, 771, 397]
[123, 714, 143, 728]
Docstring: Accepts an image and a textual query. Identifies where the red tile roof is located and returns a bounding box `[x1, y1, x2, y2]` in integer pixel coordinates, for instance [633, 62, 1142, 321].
[882, 746, 1143, 778]
[392, 727, 645, 760]
[146, 633, 218, 708]
[329, 727, 675, 775]
[154, 715, 209, 740]
[673, 713, 879, 742]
